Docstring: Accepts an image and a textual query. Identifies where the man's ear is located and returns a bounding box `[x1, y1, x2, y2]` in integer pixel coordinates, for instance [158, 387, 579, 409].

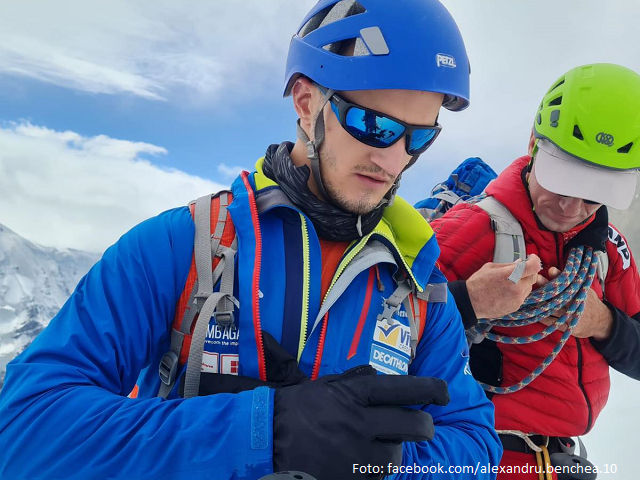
[527, 129, 536, 156]
[292, 77, 317, 134]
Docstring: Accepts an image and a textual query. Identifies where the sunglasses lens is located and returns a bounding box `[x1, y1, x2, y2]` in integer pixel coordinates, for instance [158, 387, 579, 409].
[407, 128, 440, 155]
[344, 106, 405, 148]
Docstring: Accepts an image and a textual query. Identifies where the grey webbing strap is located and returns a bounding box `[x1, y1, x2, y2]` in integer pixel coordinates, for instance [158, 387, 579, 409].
[295, 86, 334, 202]
[181, 280, 200, 333]
[157, 194, 213, 398]
[432, 190, 463, 205]
[158, 192, 238, 398]
[476, 196, 526, 264]
[403, 295, 420, 360]
[416, 207, 438, 221]
[205, 192, 236, 326]
[416, 283, 448, 303]
[406, 283, 451, 357]
[577, 437, 588, 459]
[452, 174, 472, 193]
[377, 280, 413, 328]
[194, 195, 214, 299]
[157, 328, 186, 398]
[183, 292, 239, 398]
[216, 246, 237, 327]
[208, 192, 230, 285]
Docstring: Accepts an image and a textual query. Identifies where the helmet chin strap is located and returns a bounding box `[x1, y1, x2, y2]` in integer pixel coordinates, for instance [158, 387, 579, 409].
[295, 87, 402, 215]
[296, 87, 334, 204]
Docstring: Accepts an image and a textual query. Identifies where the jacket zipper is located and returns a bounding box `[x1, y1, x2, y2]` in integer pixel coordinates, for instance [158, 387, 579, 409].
[575, 338, 593, 434]
[309, 230, 417, 377]
[557, 231, 593, 434]
[297, 214, 311, 360]
[555, 232, 562, 267]
[242, 171, 267, 381]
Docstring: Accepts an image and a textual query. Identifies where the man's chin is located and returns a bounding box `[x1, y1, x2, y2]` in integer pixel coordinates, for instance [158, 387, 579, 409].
[538, 214, 577, 234]
[335, 197, 380, 215]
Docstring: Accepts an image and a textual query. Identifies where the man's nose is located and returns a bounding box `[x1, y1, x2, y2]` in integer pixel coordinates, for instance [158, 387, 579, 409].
[369, 139, 409, 178]
[558, 195, 583, 215]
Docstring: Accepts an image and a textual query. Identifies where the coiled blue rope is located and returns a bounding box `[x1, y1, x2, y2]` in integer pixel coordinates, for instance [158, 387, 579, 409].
[469, 246, 598, 394]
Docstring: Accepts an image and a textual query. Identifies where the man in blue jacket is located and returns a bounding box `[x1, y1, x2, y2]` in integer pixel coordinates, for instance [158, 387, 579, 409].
[0, 1, 501, 479]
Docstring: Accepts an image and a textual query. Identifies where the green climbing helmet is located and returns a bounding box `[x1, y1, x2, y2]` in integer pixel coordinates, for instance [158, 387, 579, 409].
[533, 63, 640, 170]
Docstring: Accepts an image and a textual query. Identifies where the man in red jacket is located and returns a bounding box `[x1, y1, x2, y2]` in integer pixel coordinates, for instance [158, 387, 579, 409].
[431, 63, 640, 479]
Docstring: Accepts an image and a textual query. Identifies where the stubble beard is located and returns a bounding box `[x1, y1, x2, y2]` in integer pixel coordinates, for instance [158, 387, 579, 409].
[318, 145, 389, 215]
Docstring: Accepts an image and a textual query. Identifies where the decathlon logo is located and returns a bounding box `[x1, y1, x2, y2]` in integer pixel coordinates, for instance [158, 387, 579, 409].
[369, 344, 409, 375]
[436, 53, 456, 68]
[596, 132, 614, 147]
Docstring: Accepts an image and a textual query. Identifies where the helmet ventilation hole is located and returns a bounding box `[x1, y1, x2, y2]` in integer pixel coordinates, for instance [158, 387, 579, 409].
[573, 125, 584, 141]
[548, 96, 563, 106]
[550, 79, 565, 92]
[322, 37, 369, 56]
[299, 0, 366, 38]
[617, 142, 633, 154]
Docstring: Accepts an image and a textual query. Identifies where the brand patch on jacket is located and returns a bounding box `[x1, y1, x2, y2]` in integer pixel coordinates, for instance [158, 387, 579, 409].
[608, 225, 631, 270]
[370, 320, 411, 375]
[202, 320, 240, 374]
[373, 321, 411, 355]
[370, 344, 409, 375]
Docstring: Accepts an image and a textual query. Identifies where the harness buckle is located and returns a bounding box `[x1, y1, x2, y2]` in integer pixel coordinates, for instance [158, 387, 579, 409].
[159, 351, 179, 386]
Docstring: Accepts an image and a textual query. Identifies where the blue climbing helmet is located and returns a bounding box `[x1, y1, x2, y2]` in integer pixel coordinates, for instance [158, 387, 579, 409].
[284, 0, 471, 111]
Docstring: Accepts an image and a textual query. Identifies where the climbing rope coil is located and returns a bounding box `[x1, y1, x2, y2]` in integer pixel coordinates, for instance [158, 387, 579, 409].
[469, 246, 598, 394]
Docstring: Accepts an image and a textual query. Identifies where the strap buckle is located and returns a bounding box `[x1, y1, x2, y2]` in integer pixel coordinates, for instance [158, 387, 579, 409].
[213, 310, 235, 327]
[159, 351, 179, 387]
[376, 301, 400, 327]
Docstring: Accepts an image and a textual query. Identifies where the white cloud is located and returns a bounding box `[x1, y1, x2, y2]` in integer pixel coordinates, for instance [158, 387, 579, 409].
[0, 0, 315, 101]
[217, 163, 247, 179]
[0, 121, 226, 252]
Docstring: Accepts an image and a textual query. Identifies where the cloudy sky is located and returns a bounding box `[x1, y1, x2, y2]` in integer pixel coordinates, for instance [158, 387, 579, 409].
[1, 0, 639, 474]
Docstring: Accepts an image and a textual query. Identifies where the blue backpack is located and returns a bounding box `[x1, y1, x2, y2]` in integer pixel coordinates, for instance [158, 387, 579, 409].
[414, 157, 498, 221]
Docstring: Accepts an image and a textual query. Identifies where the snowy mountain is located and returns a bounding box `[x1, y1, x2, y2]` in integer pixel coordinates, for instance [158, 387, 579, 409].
[0, 223, 99, 387]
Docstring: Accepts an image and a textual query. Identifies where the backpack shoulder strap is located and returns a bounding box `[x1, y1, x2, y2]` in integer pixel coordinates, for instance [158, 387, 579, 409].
[157, 190, 237, 398]
[475, 196, 526, 264]
[405, 282, 448, 360]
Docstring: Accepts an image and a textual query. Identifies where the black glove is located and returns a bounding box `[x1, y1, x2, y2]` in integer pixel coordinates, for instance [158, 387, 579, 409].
[179, 331, 307, 396]
[258, 472, 317, 480]
[273, 365, 449, 480]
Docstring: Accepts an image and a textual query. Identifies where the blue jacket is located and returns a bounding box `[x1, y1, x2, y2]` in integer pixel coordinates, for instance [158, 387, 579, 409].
[0, 164, 501, 479]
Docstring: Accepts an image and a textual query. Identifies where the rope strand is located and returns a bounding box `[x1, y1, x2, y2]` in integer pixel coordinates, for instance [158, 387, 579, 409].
[470, 246, 598, 394]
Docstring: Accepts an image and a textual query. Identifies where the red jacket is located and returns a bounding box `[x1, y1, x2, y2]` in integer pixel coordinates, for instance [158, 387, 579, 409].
[431, 155, 640, 437]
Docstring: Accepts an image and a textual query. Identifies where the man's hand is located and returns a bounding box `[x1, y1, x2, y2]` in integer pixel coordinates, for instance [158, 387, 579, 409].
[273, 366, 449, 479]
[466, 254, 543, 319]
[538, 267, 613, 340]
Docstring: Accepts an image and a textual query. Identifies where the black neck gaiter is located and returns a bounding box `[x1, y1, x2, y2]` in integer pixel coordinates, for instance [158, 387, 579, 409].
[261, 142, 387, 242]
